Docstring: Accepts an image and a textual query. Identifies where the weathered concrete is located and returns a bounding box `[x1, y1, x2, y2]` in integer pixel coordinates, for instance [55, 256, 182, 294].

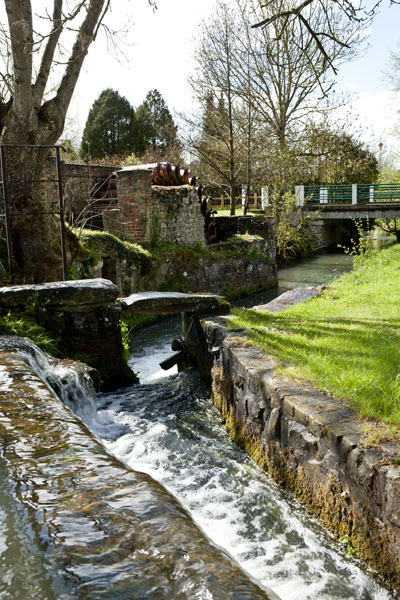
[252, 287, 322, 312]
[303, 218, 343, 249]
[0, 279, 135, 390]
[204, 290, 400, 594]
[303, 202, 400, 220]
[120, 291, 231, 315]
[0, 281, 231, 390]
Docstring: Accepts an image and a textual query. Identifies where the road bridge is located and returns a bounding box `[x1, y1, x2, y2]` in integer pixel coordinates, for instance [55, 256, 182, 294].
[294, 184, 400, 248]
[295, 183, 400, 219]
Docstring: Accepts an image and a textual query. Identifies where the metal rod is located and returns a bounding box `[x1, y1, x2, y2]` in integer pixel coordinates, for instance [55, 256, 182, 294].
[55, 146, 67, 281]
[0, 144, 66, 149]
[0, 145, 13, 275]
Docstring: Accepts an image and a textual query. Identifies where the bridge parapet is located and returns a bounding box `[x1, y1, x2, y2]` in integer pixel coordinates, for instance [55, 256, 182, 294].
[295, 183, 400, 206]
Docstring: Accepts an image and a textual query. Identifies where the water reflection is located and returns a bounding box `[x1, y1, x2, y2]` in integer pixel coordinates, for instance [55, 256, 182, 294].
[235, 253, 352, 309]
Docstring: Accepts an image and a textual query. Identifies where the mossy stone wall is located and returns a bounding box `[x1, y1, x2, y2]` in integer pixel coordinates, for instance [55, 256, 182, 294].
[204, 316, 400, 593]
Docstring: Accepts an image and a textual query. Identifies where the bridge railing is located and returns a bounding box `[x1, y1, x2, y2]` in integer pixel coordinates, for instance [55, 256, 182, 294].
[295, 183, 400, 206]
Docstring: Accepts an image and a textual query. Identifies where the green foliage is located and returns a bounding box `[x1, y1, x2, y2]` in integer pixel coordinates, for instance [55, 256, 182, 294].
[79, 229, 151, 269]
[277, 222, 316, 261]
[119, 320, 131, 361]
[58, 139, 80, 162]
[272, 192, 316, 261]
[230, 245, 400, 427]
[299, 124, 379, 185]
[377, 166, 400, 184]
[80, 88, 137, 160]
[337, 218, 372, 257]
[339, 535, 357, 558]
[0, 310, 60, 356]
[135, 89, 178, 156]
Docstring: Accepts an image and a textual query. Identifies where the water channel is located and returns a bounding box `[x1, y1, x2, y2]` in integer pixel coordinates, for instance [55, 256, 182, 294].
[86, 253, 392, 600]
[0, 253, 395, 599]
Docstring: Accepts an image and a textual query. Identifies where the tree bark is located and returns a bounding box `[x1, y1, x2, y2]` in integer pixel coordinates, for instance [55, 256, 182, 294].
[1, 0, 110, 282]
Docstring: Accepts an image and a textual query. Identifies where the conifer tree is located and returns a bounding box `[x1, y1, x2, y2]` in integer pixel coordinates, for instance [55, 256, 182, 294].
[80, 89, 136, 159]
[135, 89, 178, 155]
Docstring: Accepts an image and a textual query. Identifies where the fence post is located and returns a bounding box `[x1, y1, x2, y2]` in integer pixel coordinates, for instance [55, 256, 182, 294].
[220, 194, 224, 210]
[261, 187, 269, 209]
[295, 185, 304, 206]
[352, 184, 358, 205]
[320, 187, 328, 204]
[0, 145, 13, 275]
[369, 186, 374, 203]
[253, 192, 257, 208]
[55, 146, 67, 281]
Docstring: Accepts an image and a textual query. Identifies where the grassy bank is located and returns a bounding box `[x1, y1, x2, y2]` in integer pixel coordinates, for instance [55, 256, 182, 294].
[231, 245, 400, 427]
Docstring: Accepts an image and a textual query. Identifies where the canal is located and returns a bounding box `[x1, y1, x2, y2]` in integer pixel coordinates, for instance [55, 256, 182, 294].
[81, 253, 393, 599]
[0, 253, 395, 599]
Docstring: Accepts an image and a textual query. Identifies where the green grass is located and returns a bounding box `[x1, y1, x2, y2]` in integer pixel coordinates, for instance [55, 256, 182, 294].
[230, 245, 400, 426]
[212, 208, 257, 216]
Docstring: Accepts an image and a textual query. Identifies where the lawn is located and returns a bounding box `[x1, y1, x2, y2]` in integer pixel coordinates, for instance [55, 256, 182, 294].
[230, 245, 400, 426]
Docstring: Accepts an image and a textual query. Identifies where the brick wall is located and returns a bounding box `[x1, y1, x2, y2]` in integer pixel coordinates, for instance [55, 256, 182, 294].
[116, 168, 152, 242]
[116, 167, 204, 245]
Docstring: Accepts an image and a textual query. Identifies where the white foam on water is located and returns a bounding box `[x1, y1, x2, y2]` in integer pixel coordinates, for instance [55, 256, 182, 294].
[89, 376, 393, 600]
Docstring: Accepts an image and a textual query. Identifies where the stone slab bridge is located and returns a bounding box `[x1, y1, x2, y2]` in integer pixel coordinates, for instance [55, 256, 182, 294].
[0, 280, 230, 389]
[294, 183, 400, 248]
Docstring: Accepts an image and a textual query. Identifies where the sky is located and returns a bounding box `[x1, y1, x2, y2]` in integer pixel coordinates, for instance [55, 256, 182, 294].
[66, 0, 400, 163]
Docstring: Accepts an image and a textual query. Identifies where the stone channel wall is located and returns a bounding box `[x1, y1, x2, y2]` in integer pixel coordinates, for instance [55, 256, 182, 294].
[204, 295, 400, 594]
[0, 279, 135, 390]
[88, 234, 278, 298]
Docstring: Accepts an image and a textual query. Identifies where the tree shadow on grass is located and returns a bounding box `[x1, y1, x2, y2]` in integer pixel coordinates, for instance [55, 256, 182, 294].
[231, 309, 400, 423]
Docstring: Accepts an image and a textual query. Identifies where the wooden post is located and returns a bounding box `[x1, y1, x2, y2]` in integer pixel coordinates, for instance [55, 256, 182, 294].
[254, 192, 257, 208]
[180, 311, 212, 386]
[220, 194, 224, 210]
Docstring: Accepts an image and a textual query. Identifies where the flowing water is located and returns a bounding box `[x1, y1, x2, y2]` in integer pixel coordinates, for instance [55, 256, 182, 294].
[77, 253, 393, 600]
[0, 253, 395, 599]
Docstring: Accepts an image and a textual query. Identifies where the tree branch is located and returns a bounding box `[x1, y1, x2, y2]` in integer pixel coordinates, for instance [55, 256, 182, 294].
[4, 0, 34, 115]
[42, 0, 111, 131]
[33, 0, 64, 109]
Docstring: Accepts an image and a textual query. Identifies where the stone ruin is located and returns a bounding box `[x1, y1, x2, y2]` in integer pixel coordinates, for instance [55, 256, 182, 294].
[41, 159, 205, 246]
[104, 163, 204, 246]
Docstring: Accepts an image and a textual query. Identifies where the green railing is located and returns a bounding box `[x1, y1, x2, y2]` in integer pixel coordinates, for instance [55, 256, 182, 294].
[295, 183, 400, 206]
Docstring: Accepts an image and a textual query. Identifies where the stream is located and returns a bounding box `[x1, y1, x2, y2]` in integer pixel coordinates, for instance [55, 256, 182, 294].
[0, 253, 395, 599]
[82, 253, 393, 600]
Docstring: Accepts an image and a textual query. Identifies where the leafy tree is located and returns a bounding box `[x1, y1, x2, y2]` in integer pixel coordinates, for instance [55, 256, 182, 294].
[298, 124, 379, 184]
[135, 89, 178, 156]
[80, 89, 136, 159]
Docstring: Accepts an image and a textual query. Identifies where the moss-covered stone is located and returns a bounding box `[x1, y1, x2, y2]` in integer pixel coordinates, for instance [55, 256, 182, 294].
[205, 316, 400, 594]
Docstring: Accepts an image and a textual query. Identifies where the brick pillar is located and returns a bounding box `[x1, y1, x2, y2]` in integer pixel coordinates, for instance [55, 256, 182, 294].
[116, 167, 152, 243]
